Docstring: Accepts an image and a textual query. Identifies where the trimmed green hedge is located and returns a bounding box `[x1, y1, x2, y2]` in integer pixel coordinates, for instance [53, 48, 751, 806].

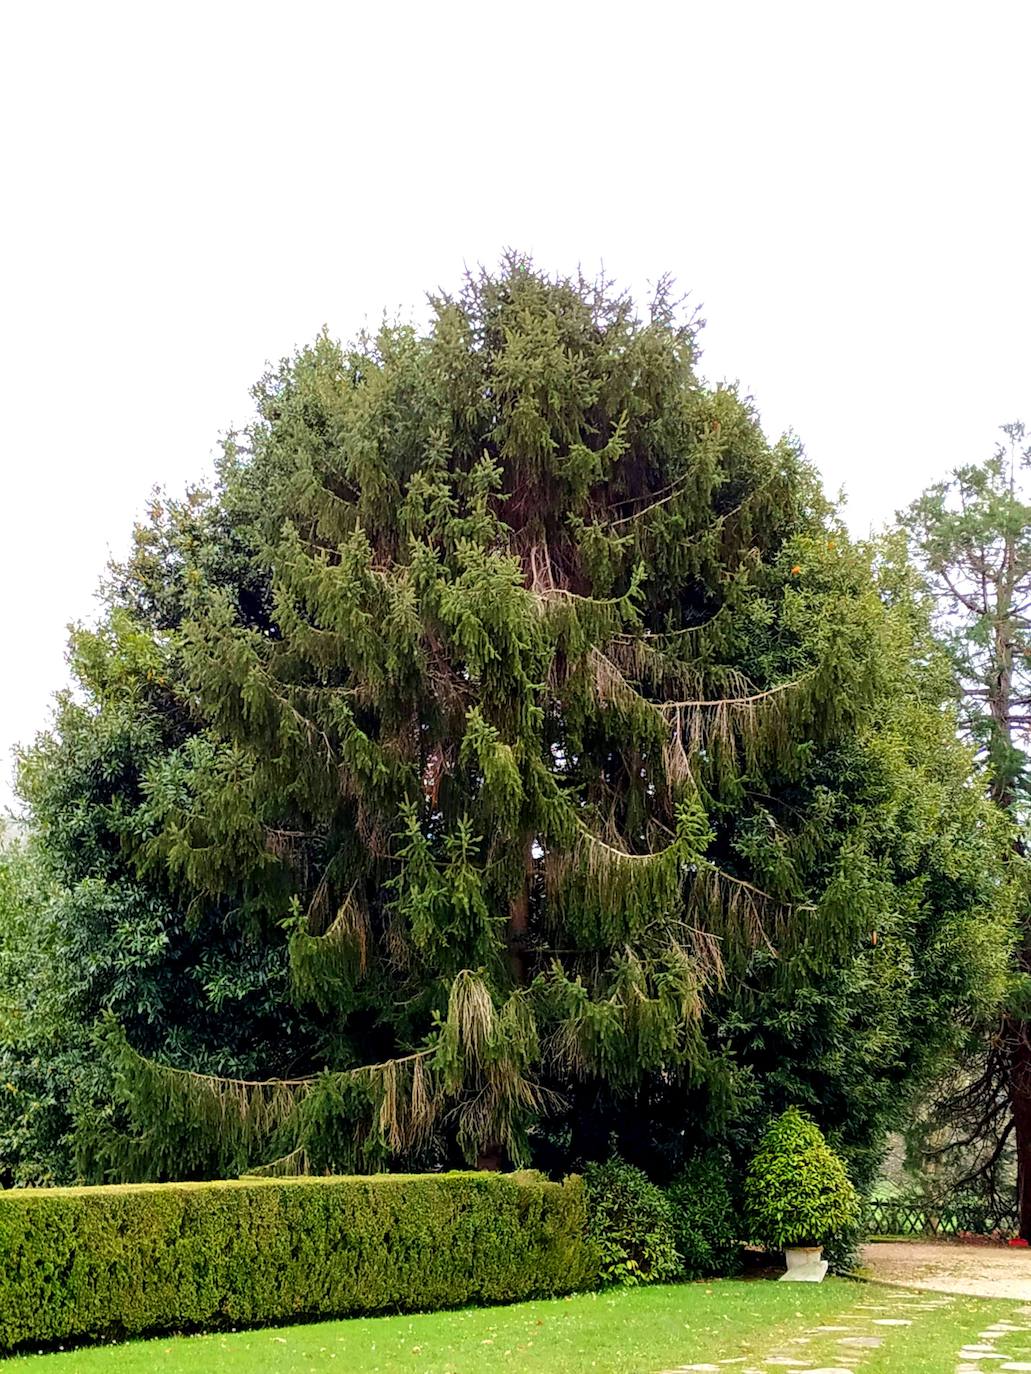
[0, 1171, 596, 1352]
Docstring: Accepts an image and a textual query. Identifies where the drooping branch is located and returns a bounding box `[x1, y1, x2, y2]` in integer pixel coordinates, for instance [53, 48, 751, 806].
[288, 884, 371, 1010]
[610, 601, 729, 643]
[544, 810, 811, 970]
[582, 641, 817, 785]
[101, 965, 559, 1176]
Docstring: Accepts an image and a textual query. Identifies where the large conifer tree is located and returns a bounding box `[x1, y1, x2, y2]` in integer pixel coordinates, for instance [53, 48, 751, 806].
[25, 259, 1011, 1182]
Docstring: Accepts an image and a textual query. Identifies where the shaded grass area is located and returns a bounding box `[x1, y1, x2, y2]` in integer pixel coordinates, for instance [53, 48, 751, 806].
[6, 1280, 1028, 1373]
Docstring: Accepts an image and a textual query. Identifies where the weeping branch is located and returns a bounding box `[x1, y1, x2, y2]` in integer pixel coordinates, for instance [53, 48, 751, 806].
[661, 671, 816, 784]
[583, 641, 816, 785]
[610, 601, 729, 643]
[102, 969, 554, 1175]
[661, 674, 816, 709]
[289, 885, 371, 1009]
[607, 472, 699, 528]
[545, 812, 810, 964]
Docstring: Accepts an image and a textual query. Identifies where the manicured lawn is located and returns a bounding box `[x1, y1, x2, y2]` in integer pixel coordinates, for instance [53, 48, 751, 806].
[6, 1279, 1030, 1372]
[854, 1297, 1031, 1373]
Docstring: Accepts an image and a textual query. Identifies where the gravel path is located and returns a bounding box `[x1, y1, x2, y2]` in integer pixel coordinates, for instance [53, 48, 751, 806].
[862, 1242, 1031, 1300]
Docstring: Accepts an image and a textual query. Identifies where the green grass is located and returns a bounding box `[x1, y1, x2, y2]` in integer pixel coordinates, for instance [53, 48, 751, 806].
[5, 1280, 1029, 1373]
[856, 1298, 1031, 1373]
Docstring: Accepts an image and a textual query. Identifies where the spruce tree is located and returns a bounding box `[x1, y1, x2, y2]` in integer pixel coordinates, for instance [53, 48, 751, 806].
[25, 259, 1013, 1181]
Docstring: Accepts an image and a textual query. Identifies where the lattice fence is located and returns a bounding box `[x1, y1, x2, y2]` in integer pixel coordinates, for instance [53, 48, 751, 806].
[864, 1200, 1018, 1238]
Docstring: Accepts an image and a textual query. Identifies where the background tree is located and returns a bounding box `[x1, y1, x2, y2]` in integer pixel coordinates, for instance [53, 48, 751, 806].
[0, 828, 60, 1185]
[905, 425, 1031, 810]
[2, 259, 1015, 1188]
[903, 423, 1031, 1231]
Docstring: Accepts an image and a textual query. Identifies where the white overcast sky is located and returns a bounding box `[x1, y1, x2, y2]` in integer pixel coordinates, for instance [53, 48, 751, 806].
[1, 0, 1029, 811]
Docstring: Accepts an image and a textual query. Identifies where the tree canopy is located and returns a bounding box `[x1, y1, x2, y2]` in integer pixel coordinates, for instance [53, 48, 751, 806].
[1, 259, 1016, 1187]
[904, 424, 1031, 813]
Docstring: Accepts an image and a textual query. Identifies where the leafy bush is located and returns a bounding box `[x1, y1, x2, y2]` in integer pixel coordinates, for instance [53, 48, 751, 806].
[744, 1107, 860, 1250]
[667, 1150, 742, 1278]
[584, 1157, 680, 1286]
[822, 1218, 863, 1275]
[0, 1172, 596, 1353]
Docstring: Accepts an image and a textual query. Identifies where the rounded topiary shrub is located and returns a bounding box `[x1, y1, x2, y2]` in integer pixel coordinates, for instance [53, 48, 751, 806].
[744, 1107, 860, 1251]
[666, 1150, 742, 1278]
[583, 1158, 680, 1286]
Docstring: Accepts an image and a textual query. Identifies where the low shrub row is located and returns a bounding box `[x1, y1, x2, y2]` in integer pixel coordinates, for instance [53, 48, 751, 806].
[0, 1171, 595, 1353]
[584, 1111, 861, 1287]
[584, 1153, 741, 1287]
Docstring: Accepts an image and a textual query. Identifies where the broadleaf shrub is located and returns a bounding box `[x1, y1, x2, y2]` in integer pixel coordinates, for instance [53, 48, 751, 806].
[0, 1172, 596, 1352]
[667, 1150, 742, 1278]
[744, 1107, 860, 1251]
[583, 1158, 680, 1286]
[821, 1218, 863, 1275]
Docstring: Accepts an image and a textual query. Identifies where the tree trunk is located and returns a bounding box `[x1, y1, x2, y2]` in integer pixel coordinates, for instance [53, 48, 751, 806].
[505, 831, 536, 985]
[988, 582, 1030, 1233]
[1009, 1018, 1031, 1239]
[478, 839, 535, 1172]
[507, 870, 530, 985]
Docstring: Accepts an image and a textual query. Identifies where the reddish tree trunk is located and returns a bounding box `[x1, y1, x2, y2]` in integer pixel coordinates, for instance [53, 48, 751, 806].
[1009, 852, 1031, 1238]
[1010, 1021, 1031, 1239]
[507, 871, 530, 985]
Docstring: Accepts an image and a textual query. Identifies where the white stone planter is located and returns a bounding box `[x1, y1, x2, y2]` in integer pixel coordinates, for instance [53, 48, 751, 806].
[779, 1245, 828, 1282]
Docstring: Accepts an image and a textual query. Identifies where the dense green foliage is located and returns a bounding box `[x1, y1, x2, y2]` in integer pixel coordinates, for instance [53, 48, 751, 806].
[744, 1107, 860, 1249]
[0, 834, 61, 1184]
[0, 660, 310, 1185]
[666, 1151, 741, 1278]
[582, 1157, 680, 1286]
[0, 1171, 593, 1352]
[0, 258, 1017, 1188]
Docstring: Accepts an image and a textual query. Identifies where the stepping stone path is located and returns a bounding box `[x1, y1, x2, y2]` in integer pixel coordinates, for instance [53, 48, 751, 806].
[950, 1312, 1031, 1373]
[658, 1291, 1031, 1374]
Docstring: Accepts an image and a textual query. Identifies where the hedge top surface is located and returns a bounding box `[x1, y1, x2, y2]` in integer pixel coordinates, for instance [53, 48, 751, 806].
[0, 1169, 541, 1200]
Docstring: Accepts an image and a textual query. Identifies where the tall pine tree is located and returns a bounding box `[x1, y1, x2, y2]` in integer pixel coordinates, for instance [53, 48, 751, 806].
[23, 259, 1011, 1182]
